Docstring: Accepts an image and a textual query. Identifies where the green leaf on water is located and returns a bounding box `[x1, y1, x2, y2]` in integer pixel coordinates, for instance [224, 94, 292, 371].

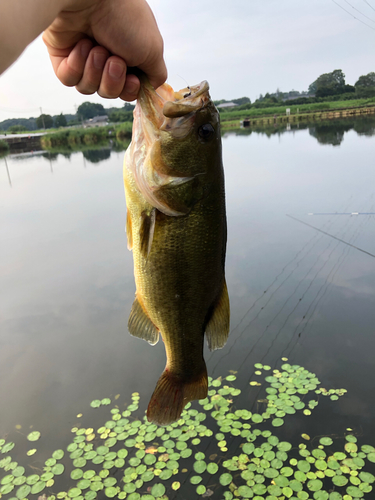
[52, 450, 64, 460]
[27, 431, 41, 442]
[196, 484, 206, 495]
[272, 418, 284, 427]
[190, 475, 202, 485]
[16, 484, 31, 499]
[219, 473, 232, 486]
[319, 437, 333, 446]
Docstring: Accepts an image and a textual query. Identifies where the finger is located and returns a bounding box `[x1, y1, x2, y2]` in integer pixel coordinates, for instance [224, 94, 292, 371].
[75, 46, 110, 95]
[137, 37, 168, 90]
[53, 39, 94, 87]
[119, 73, 140, 102]
[97, 56, 127, 99]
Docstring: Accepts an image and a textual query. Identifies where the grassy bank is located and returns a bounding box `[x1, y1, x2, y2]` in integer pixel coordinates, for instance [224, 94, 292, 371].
[219, 97, 375, 124]
[41, 123, 132, 150]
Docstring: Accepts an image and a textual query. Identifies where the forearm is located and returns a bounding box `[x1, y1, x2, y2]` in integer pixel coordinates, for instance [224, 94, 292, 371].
[0, 0, 68, 74]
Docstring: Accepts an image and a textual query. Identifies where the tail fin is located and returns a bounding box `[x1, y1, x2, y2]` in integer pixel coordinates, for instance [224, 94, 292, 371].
[147, 367, 208, 426]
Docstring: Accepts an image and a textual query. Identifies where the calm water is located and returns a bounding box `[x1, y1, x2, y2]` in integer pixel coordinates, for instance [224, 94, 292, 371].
[1, 117, 375, 496]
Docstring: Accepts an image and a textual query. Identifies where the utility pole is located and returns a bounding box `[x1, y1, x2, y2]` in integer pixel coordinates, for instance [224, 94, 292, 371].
[39, 107, 45, 130]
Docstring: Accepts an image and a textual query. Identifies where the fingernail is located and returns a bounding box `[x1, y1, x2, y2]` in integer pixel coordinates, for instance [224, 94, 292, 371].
[93, 52, 107, 70]
[80, 41, 91, 58]
[109, 61, 125, 80]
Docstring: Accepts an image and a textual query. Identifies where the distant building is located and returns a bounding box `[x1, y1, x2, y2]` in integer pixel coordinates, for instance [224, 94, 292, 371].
[84, 115, 108, 127]
[216, 102, 239, 109]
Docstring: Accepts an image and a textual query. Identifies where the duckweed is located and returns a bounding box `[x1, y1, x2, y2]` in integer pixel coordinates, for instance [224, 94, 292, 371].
[1, 360, 374, 499]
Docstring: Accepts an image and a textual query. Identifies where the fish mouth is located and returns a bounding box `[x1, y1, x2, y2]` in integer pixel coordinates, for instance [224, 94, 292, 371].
[137, 78, 212, 137]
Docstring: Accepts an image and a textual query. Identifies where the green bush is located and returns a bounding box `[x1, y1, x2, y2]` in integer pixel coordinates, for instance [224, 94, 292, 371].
[0, 139, 9, 152]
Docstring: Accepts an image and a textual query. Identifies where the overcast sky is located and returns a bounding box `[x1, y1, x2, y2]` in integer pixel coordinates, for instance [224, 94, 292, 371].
[0, 0, 374, 121]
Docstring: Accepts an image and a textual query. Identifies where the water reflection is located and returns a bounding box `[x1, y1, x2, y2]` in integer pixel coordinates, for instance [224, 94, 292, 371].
[224, 115, 375, 146]
[83, 147, 111, 164]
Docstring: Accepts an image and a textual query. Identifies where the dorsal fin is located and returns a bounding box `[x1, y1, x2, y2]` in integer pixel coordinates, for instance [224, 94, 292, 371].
[205, 279, 230, 351]
[128, 296, 159, 345]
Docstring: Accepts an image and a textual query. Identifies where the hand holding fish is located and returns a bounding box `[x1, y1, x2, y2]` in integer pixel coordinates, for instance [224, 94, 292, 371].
[0, 0, 167, 101]
[43, 0, 167, 101]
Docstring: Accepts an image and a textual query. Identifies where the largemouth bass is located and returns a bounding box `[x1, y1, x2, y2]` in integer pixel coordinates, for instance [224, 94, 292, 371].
[123, 77, 229, 425]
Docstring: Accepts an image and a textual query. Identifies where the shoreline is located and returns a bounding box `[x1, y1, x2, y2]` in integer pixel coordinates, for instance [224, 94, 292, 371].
[220, 104, 375, 129]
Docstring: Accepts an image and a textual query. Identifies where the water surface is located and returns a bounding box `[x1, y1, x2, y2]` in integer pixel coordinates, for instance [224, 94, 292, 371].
[1, 117, 375, 495]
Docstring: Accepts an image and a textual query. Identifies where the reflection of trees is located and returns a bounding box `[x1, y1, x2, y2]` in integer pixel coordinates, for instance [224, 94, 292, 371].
[352, 117, 375, 137]
[308, 123, 352, 146]
[82, 148, 111, 163]
[309, 116, 375, 145]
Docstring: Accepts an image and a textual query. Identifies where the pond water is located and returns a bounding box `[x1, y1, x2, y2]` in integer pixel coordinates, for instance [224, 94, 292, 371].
[1, 116, 375, 499]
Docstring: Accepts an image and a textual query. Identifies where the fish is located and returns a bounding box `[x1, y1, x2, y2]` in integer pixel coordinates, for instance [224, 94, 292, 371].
[123, 76, 229, 426]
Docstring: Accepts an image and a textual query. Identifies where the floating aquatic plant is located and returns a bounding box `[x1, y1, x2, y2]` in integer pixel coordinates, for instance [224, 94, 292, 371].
[1, 360, 374, 499]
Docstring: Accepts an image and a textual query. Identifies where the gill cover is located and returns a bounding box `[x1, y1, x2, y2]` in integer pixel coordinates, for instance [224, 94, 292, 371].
[124, 79, 212, 217]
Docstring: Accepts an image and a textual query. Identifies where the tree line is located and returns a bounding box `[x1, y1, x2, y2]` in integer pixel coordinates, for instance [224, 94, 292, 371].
[0, 102, 135, 132]
[214, 70, 375, 111]
[1, 69, 374, 132]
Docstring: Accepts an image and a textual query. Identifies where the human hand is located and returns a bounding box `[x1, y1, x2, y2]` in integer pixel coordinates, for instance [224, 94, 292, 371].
[42, 0, 167, 101]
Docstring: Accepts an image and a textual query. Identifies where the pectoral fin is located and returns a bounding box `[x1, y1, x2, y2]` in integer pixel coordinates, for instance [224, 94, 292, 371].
[153, 176, 205, 216]
[126, 210, 133, 250]
[205, 280, 230, 351]
[128, 296, 159, 345]
[140, 208, 156, 258]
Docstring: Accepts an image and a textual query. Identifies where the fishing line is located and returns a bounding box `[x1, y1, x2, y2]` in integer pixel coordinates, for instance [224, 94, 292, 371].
[287, 201, 375, 357]
[237, 200, 358, 383]
[282, 193, 375, 360]
[244, 209, 361, 412]
[209, 197, 353, 374]
[266, 201, 367, 362]
[287, 214, 375, 258]
[261, 209, 362, 368]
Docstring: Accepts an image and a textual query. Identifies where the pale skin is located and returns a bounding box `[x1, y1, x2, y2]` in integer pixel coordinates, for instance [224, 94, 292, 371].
[0, 0, 167, 101]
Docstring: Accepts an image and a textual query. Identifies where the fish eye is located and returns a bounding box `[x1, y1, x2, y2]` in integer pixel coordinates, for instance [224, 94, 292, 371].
[198, 123, 214, 140]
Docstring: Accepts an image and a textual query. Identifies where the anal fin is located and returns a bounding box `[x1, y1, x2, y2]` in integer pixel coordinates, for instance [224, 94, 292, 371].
[128, 296, 159, 345]
[205, 279, 230, 351]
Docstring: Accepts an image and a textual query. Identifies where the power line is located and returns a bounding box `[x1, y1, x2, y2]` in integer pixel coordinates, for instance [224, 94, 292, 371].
[363, 0, 375, 13]
[343, 0, 375, 22]
[331, 0, 375, 30]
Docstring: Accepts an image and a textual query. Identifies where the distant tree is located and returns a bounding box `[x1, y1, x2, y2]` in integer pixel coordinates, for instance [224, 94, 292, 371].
[355, 72, 375, 88]
[8, 124, 27, 133]
[308, 81, 317, 95]
[36, 114, 53, 129]
[310, 69, 346, 98]
[77, 102, 106, 120]
[232, 97, 251, 106]
[55, 113, 67, 127]
[1, 118, 37, 131]
[109, 110, 133, 123]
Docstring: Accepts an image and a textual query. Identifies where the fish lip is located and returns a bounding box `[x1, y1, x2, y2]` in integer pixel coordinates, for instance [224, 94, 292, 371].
[162, 81, 211, 119]
[137, 79, 211, 123]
